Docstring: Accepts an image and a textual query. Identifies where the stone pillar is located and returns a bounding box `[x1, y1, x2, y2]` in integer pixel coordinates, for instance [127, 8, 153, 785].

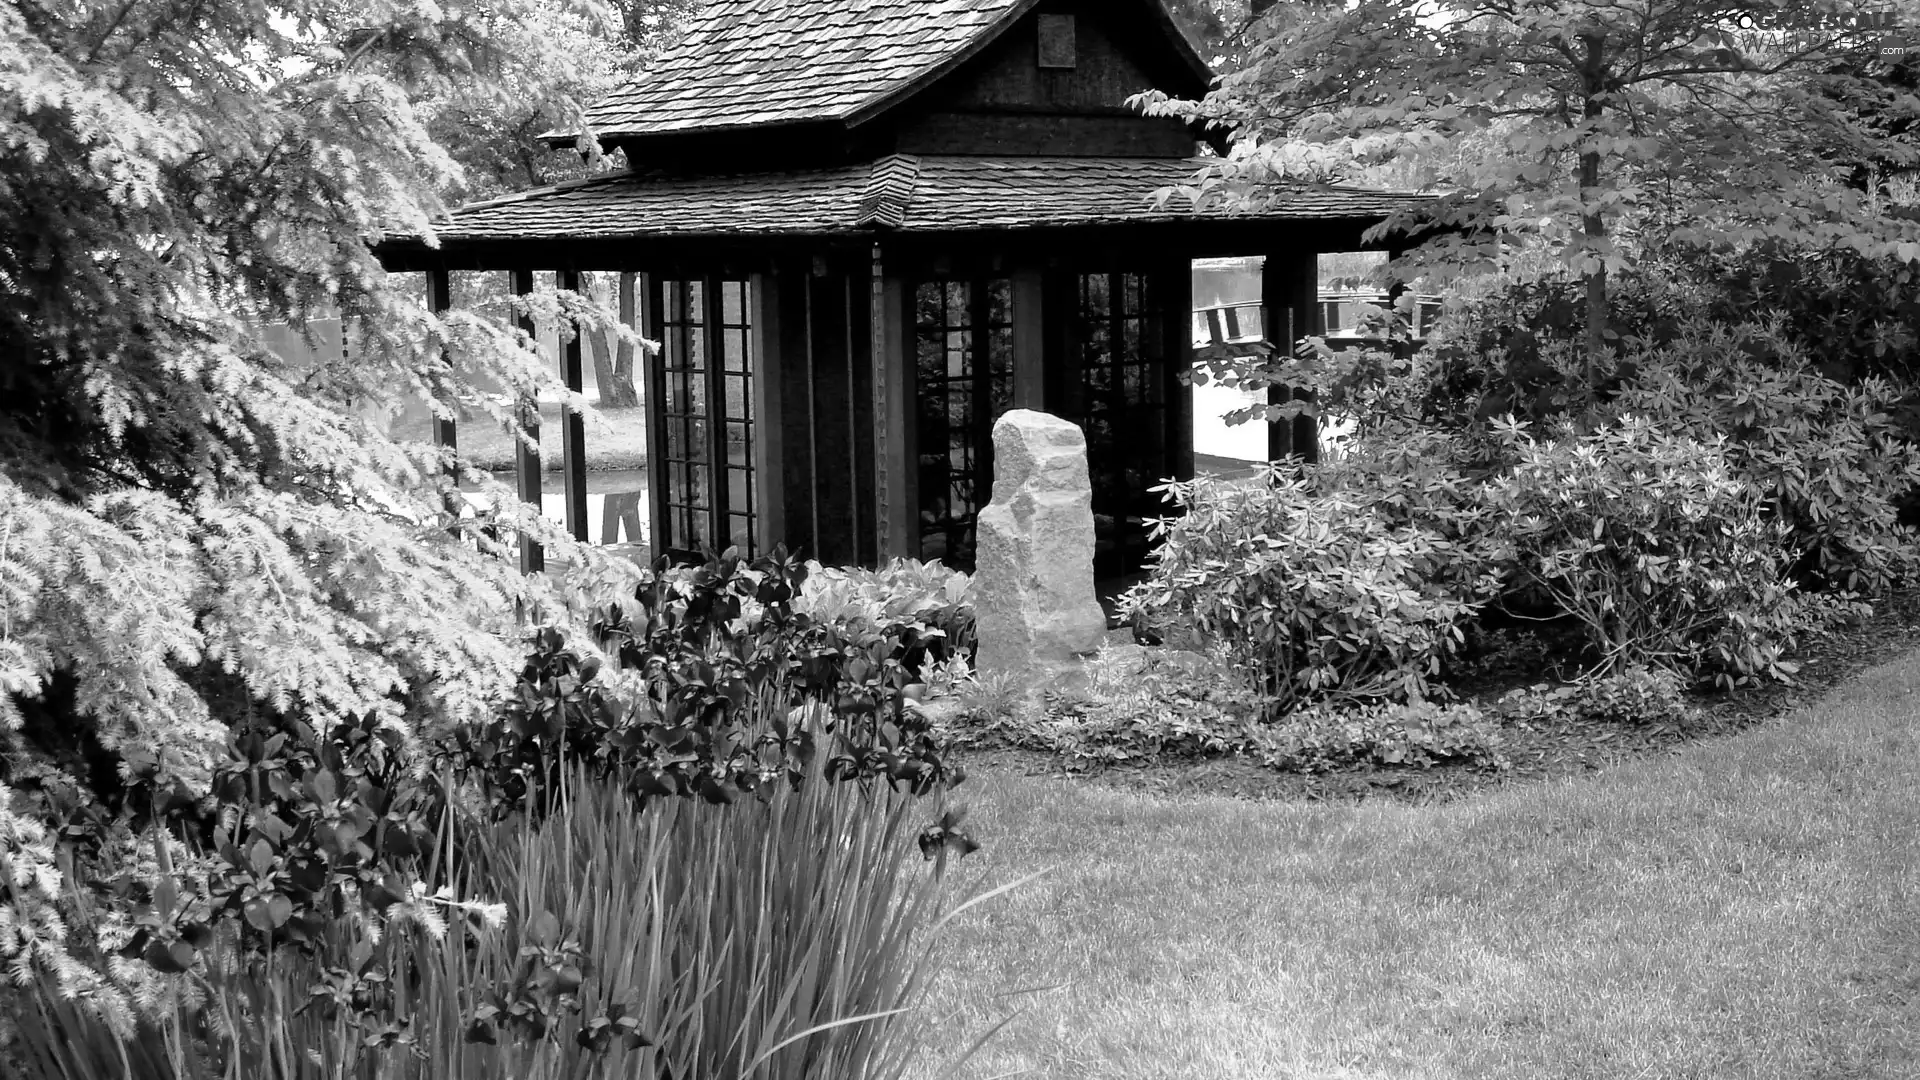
[974, 410, 1108, 686]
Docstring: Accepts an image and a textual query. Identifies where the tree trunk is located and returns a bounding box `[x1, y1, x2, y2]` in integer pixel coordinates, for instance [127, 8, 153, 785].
[585, 272, 641, 408]
[1579, 137, 1608, 381]
[1582, 252, 1608, 380]
[614, 272, 640, 408]
[1577, 35, 1610, 390]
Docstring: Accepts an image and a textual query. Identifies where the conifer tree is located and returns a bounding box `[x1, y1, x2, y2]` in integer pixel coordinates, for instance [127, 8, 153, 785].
[0, 0, 643, 1007]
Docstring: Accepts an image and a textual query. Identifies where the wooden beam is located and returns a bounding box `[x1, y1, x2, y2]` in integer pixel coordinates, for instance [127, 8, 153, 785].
[877, 256, 913, 559]
[511, 268, 544, 573]
[750, 270, 786, 552]
[1385, 242, 1415, 350]
[867, 245, 897, 563]
[809, 270, 854, 567]
[642, 274, 670, 565]
[901, 275, 922, 561]
[1261, 251, 1320, 464]
[558, 269, 589, 544]
[894, 113, 1197, 158]
[850, 261, 876, 568]
[426, 270, 457, 466]
[373, 219, 1413, 275]
[1165, 256, 1195, 484]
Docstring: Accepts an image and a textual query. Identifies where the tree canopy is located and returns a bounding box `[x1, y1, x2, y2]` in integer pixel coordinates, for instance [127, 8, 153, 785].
[0, 0, 649, 1011]
[1141, 0, 1920, 358]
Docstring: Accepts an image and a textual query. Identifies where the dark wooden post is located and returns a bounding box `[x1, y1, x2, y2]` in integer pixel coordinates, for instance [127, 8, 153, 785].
[557, 269, 589, 544]
[426, 269, 457, 467]
[642, 273, 670, 565]
[1039, 266, 1079, 418]
[1165, 254, 1196, 484]
[511, 268, 544, 573]
[1385, 242, 1415, 358]
[809, 267, 855, 567]
[1262, 251, 1320, 464]
[750, 269, 786, 552]
[871, 243, 913, 561]
[773, 260, 819, 561]
[1011, 267, 1046, 410]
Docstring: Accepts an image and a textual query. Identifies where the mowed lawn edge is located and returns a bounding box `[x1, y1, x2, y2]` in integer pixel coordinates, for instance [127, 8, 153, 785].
[911, 651, 1920, 1080]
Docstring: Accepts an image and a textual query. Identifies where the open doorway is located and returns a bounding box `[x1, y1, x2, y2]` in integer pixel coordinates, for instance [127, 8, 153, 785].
[1189, 253, 1399, 474]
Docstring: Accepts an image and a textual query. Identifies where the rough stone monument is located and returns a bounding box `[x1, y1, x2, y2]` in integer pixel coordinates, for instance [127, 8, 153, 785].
[973, 409, 1108, 687]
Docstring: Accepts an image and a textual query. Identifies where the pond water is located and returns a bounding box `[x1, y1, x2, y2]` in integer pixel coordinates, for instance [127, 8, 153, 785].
[483, 468, 650, 548]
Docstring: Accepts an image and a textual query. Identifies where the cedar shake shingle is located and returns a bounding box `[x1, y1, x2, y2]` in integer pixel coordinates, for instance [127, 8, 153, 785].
[575, 0, 1033, 139]
[425, 156, 1435, 242]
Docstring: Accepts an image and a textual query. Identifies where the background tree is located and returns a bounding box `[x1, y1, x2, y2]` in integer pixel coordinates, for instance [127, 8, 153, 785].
[584, 271, 644, 407]
[416, 0, 696, 412]
[1140, 0, 1920, 368]
[426, 0, 699, 200]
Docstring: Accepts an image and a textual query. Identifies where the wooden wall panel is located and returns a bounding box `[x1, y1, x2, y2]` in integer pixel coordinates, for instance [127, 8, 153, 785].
[808, 271, 854, 566]
[888, 0, 1201, 158]
[1011, 268, 1046, 409]
[849, 265, 877, 569]
[775, 260, 817, 558]
[938, 5, 1157, 112]
[1039, 267, 1080, 418]
[895, 112, 1195, 157]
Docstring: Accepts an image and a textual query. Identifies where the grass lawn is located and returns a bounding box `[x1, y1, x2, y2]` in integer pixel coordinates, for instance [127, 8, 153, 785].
[915, 652, 1920, 1079]
[454, 401, 649, 472]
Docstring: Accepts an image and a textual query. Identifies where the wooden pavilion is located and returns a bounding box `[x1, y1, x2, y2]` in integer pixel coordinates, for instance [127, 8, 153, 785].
[374, 0, 1436, 577]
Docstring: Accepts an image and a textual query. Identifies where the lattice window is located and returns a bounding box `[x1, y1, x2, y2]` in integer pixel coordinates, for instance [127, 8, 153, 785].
[657, 278, 756, 558]
[914, 277, 1013, 571]
[1078, 270, 1170, 574]
[718, 281, 757, 554]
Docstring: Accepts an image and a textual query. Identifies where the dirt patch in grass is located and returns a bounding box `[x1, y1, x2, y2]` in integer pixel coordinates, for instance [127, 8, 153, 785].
[950, 588, 1920, 806]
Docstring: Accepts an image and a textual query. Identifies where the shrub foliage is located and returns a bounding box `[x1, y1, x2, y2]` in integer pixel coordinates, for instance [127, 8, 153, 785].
[1484, 416, 1818, 683]
[1600, 321, 1920, 593]
[1120, 469, 1495, 714]
[1, 548, 985, 1079]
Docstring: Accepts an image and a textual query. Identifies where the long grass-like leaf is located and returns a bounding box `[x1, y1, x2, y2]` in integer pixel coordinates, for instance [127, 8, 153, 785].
[744, 1007, 915, 1075]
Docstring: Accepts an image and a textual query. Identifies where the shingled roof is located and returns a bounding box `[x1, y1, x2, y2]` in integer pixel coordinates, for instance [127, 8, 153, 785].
[567, 0, 1211, 141]
[418, 156, 1434, 242]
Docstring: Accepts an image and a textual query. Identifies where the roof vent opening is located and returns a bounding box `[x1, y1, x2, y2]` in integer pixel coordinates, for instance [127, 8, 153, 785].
[1038, 14, 1077, 70]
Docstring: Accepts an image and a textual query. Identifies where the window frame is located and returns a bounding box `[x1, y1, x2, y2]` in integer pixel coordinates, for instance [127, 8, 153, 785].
[911, 275, 1015, 571]
[649, 276, 758, 561]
